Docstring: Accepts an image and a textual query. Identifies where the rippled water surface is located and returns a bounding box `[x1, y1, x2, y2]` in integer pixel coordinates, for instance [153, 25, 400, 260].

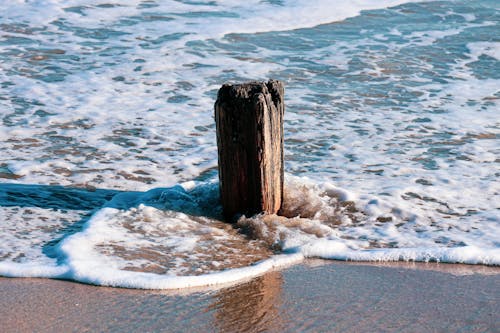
[0, 0, 498, 289]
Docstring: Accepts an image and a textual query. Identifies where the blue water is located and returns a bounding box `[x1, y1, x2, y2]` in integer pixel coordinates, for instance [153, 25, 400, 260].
[0, 0, 498, 289]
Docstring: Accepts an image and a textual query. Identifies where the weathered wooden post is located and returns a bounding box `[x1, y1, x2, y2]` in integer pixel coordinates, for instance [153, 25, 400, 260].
[215, 80, 284, 220]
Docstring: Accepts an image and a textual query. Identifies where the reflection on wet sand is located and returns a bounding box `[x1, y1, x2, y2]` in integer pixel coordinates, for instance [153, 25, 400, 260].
[209, 271, 285, 332]
[328, 260, 500, 276]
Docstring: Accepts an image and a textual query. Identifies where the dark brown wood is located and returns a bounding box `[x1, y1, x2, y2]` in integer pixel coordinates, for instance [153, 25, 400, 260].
[215, 80, 284, 220]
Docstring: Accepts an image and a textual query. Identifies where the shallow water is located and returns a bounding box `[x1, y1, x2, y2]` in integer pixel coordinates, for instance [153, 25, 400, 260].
[0, 0, 499, 289]
[1, 261, 499, 333]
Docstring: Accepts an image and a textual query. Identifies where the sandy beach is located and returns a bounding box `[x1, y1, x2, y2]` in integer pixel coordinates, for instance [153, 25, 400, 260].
[1, 260, 498, 332]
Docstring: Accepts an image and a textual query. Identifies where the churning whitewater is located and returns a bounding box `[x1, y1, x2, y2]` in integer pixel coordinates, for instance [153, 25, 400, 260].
[0, 0, 499, 289]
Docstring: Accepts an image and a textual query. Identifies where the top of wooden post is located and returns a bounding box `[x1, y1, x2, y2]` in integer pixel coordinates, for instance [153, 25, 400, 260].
[216, 80, 284, 107]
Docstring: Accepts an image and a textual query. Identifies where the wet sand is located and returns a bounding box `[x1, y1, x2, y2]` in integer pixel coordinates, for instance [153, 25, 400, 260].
[1, 260, 498, 332]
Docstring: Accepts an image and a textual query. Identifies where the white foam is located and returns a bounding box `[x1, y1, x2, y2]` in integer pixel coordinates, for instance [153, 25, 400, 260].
[1, 0, 499, 289]
[1, 176, 499, 289]
[54, 191, 303, 288]
[243, 176, 500, 263]
[0, 206, 84, 264]
[0, 0, 435, 191]
[301, 242, 500, 266]
[0, 261, 69, 278]
[0, 1, 428, 37]
[467, 42, 500, 61]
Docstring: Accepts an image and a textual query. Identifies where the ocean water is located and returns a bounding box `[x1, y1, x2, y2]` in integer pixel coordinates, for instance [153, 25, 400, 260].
[0, 0, 498, 289]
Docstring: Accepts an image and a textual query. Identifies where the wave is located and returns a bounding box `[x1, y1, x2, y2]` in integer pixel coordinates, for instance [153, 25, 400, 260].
[1, 175, 498, 290]
[0, 0, 430, 37]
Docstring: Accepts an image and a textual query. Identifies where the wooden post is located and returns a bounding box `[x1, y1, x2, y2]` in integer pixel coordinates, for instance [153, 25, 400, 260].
[215, 80, 284, 220]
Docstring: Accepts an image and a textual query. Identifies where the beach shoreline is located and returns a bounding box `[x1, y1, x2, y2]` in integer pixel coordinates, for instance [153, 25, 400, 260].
[1, 260, 498, 332]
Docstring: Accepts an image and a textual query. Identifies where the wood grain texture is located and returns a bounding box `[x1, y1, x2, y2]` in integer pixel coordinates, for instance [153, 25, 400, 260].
[215, 80, 284, 220]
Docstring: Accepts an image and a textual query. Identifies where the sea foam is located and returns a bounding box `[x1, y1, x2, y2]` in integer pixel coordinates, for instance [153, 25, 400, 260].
[1, 0, 499, 289]
[1, 176, 498, 289]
